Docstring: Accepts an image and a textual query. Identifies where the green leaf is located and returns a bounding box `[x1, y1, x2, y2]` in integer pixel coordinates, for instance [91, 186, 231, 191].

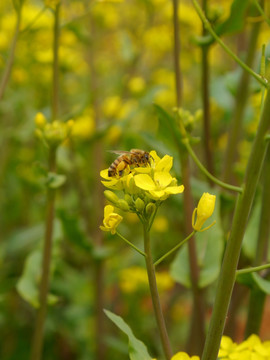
[46, 172, 66, 189]
[5, 219, 63, 256]
[236, 272, 270, 294]
[104, 309, 152, 360]
[216, 0, 250, 36]
[16, 250, 58, 308]
[170, 192, 223, 288]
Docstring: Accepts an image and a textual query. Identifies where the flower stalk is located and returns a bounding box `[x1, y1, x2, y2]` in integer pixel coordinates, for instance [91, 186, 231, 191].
[201, 87, 270, 360]
[30, 147, 57, 360]
[143, 224, 173, 360]
[0, 1, 23, 101]
[154, 231, 195, 267]
[31, 5, 61, 360]
[192, 0, 268, 88]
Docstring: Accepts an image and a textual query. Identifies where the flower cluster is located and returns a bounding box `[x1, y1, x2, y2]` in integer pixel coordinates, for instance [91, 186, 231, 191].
[219, 334, 270, 360]
[35, 112, 74, 148]
[100, 150, 184, 228]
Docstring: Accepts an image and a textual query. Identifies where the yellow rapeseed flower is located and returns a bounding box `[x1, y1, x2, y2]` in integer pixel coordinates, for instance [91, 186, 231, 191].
[100, 205, 123, 235]
[192, 192, 216, 232]
[101, 150, 184, 223]
[134, 171, 184, 201]
[171, 352, 200, 360]
[219, 334, 270, 360]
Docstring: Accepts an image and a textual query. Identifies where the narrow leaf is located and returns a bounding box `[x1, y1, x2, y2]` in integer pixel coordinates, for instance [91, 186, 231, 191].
[104, 309, 152, 360]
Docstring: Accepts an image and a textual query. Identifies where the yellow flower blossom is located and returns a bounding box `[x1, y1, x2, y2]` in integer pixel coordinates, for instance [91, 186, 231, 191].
[192, 192, 216, 232]
[219, 335, 270, 360]
[100, 205, 123, 234]
[71, 115, 95, 140]
[134, 171, 184, 201]
[171, 352, 200, 360]
[128, 76, 146, 93]
[100, 150, 184, 224]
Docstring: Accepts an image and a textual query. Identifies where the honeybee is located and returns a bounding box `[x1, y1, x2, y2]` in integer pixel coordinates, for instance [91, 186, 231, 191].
[108, 149, 152, 177]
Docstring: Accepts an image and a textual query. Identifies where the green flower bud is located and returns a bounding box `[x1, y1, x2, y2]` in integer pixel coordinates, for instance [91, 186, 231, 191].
[116, 199, 130, 212]
[104, 190, 119, 205]
[135, 197, 145, 212]
[124, 194, 133, 206]
[145, 203, 156, 217]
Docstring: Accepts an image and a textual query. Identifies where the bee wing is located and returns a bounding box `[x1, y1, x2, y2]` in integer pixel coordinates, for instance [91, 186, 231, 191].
[107, 150, 132, 155]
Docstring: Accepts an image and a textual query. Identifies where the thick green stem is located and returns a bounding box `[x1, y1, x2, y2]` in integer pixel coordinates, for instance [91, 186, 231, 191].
[143, 225, 173, 360]
[30, 148, 57, 360]
[0, 3, 22, 101]
[245, 145, 270, 337]
[223, 11, 262, 182]
[201, 89, 270, 360]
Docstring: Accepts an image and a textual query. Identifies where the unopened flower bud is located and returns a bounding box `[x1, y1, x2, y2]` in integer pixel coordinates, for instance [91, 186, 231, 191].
[116, 199, 130, 212]
[146, 203, 156, 217]
[124, 194, 133, 206]
[104, 190, 119, 205]
[135, 197, 145, 212]
[35, 112, 47, 128]
[192, 192, 216, 231]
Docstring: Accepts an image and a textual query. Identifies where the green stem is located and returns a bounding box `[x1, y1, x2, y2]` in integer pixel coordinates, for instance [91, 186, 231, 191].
[253, 0, 270, 27]
[183, 139, 243, 193]
[236, 263, 270, 276]
[222, 16, 261, 182]
[143, 224, 173, 360]
[154, 231, 195, 267]
[201, 88, 270, 360]
[20, 6, 47, 34]
[244, 147, 270, 337]
[172, 0, 182, 107]
[201, 0, 214, 182]
[30, 148, 57, 360]
[52, 4, 60, 120]
[116, 231, 146, 257]
[0, 2, 22, 101]
[192, 0, 268, 88]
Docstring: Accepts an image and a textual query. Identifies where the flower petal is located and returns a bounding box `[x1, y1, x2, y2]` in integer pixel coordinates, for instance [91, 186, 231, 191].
[155, 155, 173, 172]
[164, 185, 184, 194]
[150, 150, 160, 163]
[104, 205, 114, 218]
[100, 168, 110, 179]
[154, 171, 172, 188]
[149, 190, 168, 200]
[134, 174, 156, 190]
